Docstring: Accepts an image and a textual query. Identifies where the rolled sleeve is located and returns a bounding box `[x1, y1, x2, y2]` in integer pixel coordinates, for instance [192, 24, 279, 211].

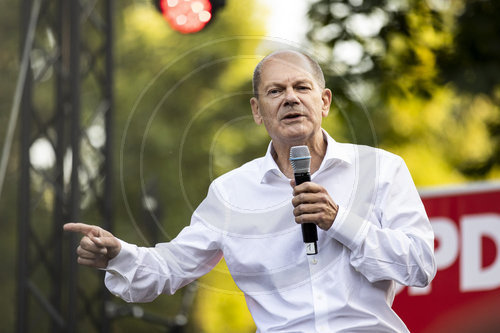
[327, 205, 370, 251]
[105, 240, 138, 276]
[104, 240, 140, 302]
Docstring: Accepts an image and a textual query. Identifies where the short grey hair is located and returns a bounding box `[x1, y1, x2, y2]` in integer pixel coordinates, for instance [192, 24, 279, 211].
[252, 50, 326, 98]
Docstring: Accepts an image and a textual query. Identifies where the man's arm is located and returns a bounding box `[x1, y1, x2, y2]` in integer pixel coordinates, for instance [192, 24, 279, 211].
[290, 159, 436, 288]
[63, 215, 223, 303]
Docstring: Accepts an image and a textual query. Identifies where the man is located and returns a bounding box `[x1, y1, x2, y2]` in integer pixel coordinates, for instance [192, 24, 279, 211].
[64, 50, 436, 332]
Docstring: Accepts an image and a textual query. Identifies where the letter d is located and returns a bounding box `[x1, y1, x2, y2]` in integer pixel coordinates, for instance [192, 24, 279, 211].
[460, 214, 500, 292]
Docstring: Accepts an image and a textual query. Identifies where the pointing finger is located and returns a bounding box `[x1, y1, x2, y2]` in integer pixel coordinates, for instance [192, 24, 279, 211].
[63, 223, 100, 236]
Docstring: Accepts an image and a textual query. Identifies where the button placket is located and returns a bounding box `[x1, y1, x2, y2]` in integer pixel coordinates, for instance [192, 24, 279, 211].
[307, 255, 332, 332]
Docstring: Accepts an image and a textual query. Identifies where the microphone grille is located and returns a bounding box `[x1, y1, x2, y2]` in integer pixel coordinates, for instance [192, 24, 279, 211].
[290, 145, 311, 173]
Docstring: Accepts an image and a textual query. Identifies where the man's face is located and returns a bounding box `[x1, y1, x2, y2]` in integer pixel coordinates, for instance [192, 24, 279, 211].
[250, 53, 332, 146]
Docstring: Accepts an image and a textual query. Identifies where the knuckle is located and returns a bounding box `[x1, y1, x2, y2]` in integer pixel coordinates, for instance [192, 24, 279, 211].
[81, 236, 92, 246]
[80, 242, 91, 251]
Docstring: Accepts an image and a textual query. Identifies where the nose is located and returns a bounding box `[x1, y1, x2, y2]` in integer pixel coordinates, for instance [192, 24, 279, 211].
[283, 87, 300, 107]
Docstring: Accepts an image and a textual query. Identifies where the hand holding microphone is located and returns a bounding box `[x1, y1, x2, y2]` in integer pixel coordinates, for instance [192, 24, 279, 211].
[290, 145, 340, 255]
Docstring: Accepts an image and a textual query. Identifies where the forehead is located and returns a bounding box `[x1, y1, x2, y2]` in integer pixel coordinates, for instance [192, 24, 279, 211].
[260, 53, 316, 84]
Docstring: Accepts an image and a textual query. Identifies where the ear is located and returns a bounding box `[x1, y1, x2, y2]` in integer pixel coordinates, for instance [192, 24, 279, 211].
[250, 97, 263, 125]
[321, 88, 332, 117]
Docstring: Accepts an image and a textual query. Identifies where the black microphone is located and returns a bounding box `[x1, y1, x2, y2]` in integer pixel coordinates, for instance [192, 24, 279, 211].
[290, 145, 318, 255]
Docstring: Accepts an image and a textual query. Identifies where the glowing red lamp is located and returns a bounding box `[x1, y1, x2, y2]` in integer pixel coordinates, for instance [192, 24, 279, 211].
[158, 0, 213, 34]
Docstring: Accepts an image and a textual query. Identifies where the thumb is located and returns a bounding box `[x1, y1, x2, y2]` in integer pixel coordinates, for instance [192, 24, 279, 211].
[290, 179, 296, 188]
[91, 235, 121, 258]
[91, 235, 116, 247]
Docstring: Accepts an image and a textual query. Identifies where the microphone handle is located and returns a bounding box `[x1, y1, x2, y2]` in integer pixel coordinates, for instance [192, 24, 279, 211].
[294, 172, 318, 254]
[294, 172, 311, 186]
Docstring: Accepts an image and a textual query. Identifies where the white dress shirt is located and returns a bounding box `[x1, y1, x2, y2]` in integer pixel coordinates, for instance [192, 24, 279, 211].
[104, 130, 436, 332]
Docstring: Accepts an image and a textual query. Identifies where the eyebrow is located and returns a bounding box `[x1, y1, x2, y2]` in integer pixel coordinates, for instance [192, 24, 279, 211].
[263, 79, 314, 90]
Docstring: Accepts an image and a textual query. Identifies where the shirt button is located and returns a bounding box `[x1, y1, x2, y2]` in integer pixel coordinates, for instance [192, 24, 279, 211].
[311, 258, 318, 265]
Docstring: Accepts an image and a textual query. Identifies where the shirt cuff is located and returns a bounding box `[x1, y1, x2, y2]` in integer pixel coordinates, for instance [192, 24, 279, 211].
[104, 239, 139, 276]
[327, 204, 370, 251]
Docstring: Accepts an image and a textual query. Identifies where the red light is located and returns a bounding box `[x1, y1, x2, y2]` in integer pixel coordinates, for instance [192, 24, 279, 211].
[159, 0, 212, 34]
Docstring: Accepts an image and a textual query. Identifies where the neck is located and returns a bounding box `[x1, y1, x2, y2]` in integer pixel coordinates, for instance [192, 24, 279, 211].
[271, 131, 327, 179]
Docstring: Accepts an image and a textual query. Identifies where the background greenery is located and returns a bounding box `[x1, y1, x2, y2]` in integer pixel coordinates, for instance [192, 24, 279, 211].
[0, 0, 499, 332]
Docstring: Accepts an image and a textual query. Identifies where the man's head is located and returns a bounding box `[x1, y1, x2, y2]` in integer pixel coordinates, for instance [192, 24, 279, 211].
[252, 50, 326, 99]
[249, 50, 332, 148]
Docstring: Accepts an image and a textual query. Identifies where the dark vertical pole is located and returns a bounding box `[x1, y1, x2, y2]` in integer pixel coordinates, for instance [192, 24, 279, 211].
[16, 0, 116, 331]
[103, 1, 114, 235]
[68, 0, 81, 331]
[52, 0, 65, 331]
[17, 44, 32, 333]
[101, 0, 114, 331]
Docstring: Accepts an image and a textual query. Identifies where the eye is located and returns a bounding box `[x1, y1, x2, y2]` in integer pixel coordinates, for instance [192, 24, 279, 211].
[268, 88, 281, 95]
[297, 85, 311, 91]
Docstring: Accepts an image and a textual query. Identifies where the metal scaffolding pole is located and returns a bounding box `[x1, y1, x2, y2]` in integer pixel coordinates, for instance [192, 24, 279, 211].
[16, 0, 114, 331]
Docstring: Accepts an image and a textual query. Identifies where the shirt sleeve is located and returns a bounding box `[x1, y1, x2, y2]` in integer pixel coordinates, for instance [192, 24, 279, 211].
[104, 214, 223, 303]
[328, 154, 437, 287]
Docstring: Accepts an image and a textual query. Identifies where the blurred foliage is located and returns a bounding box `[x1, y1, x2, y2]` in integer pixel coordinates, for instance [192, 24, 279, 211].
[308, 0, 500, 186]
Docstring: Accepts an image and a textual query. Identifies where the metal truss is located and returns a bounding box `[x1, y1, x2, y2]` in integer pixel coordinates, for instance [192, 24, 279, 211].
[17, 0, 114, 331]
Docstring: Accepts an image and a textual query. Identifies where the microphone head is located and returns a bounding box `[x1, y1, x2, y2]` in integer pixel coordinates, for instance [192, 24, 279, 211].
[290, 145, 311, 173]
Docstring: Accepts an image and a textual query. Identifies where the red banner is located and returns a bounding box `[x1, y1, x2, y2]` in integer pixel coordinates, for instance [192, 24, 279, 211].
[393, 182, 500, 332]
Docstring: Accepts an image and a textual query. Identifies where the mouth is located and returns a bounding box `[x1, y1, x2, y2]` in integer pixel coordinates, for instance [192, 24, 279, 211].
[282, 112, 304, 120]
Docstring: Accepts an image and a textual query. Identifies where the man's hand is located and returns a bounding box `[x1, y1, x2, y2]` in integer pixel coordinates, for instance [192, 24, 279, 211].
[291, 180, 339, 231]
[63, 223, 121, 269]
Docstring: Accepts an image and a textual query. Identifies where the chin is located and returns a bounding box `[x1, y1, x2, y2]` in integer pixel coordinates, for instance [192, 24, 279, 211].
[282, 132, 313, 145]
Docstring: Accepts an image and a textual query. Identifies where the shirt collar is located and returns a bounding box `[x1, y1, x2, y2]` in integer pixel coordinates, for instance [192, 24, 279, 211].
[259, 129, 353, 184]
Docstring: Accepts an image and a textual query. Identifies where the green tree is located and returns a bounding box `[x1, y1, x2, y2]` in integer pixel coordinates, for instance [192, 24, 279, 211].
[436, 0, 500, 176]
[307, 0, 500, 186]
